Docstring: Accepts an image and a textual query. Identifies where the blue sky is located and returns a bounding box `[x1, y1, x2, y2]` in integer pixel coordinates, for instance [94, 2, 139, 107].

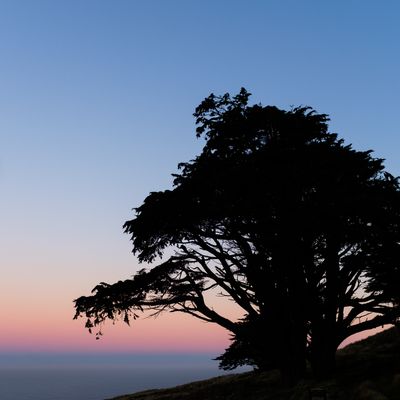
[0, 1, 399, 352]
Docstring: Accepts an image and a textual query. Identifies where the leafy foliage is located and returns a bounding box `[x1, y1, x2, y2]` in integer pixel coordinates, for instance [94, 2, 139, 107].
[74, 89, 400, 380]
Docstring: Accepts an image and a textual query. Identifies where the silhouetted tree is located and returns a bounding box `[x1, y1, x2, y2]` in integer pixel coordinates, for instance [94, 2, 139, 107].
[74, 89, 400, 382]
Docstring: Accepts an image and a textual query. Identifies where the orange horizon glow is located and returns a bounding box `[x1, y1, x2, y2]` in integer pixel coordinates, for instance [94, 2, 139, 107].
[0, 297, 233, 353]
[0, 265, 389, 354]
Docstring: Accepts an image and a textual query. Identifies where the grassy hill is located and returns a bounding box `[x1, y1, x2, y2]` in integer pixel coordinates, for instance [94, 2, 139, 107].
[108, 327, 400, 400]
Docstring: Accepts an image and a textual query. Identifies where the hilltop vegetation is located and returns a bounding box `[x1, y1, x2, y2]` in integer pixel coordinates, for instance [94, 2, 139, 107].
[109, 327, 400, 400]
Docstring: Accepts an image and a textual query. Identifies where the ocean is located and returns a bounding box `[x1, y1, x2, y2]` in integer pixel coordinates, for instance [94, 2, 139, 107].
[0, 353, 248, 400]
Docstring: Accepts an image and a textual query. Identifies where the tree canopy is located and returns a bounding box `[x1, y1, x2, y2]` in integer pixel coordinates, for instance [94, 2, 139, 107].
[74, 89, 400, 381]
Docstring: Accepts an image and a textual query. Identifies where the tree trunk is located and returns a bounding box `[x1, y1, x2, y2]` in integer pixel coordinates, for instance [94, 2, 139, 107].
[309, 234, 340, 379]
[276, 316, 308, 385]
[280, 344, 307, 385]
[310, 325, 337, 379]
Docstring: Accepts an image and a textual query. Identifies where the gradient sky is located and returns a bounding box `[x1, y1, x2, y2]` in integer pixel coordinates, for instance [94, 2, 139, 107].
[0, 1, 399, 354]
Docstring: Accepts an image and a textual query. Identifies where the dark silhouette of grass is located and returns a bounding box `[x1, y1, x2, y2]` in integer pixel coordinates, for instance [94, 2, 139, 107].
[108, 327, 400, 400]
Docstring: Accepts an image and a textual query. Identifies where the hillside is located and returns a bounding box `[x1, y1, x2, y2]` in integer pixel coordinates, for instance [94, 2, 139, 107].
[108, 327, 400, 400]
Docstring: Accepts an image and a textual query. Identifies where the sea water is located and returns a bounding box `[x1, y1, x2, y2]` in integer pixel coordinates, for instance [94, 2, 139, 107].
[0, 353, 247, 400]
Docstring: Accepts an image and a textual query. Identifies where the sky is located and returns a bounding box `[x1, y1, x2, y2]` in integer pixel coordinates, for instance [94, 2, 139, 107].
[0, 1, 399, 356]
